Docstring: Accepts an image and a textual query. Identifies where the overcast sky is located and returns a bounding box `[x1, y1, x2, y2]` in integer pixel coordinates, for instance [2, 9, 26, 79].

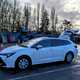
[18, 0, 80, 24]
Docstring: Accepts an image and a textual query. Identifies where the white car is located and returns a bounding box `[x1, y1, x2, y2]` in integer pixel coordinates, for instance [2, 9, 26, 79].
[0, 37, 78, 70]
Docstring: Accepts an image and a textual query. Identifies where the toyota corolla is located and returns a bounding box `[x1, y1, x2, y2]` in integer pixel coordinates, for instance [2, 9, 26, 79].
[0, 37, 78, 70]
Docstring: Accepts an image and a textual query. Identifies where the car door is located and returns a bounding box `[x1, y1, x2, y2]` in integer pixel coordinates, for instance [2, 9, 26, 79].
[32, 39, 54, 64]
[50, 39, 69, 61]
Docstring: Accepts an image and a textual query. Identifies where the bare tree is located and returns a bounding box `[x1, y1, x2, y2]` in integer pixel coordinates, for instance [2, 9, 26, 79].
[0, 0, 21, 32]
[23, 3, 31, 30]
[40, 4, 49, 32]
[33, 7, 37, 31]
[0, 0, 10, 31]
[0, 0, 4, 31]
[51, 7, 57, 33]
[11, 0, 21, 31]
[37, 3, 40, 31]
[12, 0, 17, 31]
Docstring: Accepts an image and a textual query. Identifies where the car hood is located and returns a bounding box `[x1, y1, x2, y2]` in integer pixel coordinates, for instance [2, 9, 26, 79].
[0, 45, 25, 54]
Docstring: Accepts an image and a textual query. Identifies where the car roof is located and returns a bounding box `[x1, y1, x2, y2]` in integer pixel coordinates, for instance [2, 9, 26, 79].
[23, 37, 73, 47]
[33, 37, 73, 45]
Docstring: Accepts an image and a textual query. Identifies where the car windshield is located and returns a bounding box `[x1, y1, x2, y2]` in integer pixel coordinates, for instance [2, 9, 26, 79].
[19, 38, 41, 47]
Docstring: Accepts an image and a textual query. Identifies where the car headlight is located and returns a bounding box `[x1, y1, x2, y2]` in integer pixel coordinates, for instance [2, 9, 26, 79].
[0, 53, 15, 58]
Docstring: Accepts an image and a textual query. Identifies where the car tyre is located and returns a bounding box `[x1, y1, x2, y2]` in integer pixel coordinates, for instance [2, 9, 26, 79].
[65, 52, 74, 64]
[15, 56, 31, 71]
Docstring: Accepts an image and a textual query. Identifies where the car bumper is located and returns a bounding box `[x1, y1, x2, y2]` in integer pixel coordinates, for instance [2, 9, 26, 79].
[0, 56, 15, 68]
[0, 58, 6, 67]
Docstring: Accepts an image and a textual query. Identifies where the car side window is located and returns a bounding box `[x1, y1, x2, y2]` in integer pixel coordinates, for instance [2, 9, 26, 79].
[51, 39, 71, 46]
[32, 39, 52, 48]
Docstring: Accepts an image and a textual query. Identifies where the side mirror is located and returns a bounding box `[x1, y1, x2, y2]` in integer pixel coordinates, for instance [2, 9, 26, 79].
[36, 45, 43, 49]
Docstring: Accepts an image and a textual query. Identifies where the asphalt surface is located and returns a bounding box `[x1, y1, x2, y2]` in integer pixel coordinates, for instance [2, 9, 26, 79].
[0, 45, 80, 80]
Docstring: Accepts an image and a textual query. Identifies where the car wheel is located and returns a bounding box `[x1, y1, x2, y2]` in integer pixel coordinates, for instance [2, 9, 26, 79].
[65, 52, 74, 64]
[15, 56, 31, 70]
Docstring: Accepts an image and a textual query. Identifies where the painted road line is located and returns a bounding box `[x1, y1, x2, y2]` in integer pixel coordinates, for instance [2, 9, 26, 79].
[9, 64, 80, 80]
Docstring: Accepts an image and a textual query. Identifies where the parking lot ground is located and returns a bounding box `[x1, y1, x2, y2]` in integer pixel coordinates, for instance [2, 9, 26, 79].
[0, 45, 80, 80]
[0, 60, 79, 80]
[14, 66, 80, 80]
[5, 61, 79, 80]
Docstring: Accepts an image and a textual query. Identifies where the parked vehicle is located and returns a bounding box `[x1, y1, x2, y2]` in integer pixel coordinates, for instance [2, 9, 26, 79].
[0, 32, 33, 44]
[73, 30, 80, 44]
[0, 37, 78, 70]
[0, 31, 59, 45]
[59, 29, 79, 43]
[27, 32, 59, 39]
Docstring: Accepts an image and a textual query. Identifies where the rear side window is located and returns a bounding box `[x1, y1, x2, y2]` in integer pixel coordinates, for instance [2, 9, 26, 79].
[51, 39, 71, 46]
